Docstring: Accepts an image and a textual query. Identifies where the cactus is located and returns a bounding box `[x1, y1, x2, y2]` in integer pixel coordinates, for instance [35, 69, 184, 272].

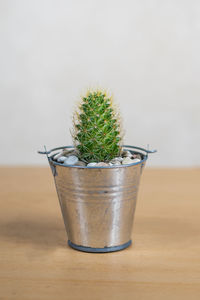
[72, 90, 122, 163]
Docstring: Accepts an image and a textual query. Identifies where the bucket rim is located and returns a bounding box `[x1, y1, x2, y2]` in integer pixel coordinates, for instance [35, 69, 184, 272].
[38, 145, 156, 169]
[49, 155, 147, 169]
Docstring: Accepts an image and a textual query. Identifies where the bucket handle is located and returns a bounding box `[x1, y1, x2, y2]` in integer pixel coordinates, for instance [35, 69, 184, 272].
[123, 145, 157, 154]
[38, 145, 75, 158]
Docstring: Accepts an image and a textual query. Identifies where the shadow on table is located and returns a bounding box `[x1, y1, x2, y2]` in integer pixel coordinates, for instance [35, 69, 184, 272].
[0, 217, 67, 249]
[1, 216, 198, 251]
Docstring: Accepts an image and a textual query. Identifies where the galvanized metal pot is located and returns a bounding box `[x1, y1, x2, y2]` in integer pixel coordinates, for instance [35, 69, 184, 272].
[39, 145, 156, 253]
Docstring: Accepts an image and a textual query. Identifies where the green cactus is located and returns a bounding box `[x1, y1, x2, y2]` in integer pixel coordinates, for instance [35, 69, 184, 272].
[72, 90, 122, 163]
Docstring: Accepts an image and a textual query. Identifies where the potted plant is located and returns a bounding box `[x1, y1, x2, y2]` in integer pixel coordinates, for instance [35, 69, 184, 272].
[39, 90, 156, 252]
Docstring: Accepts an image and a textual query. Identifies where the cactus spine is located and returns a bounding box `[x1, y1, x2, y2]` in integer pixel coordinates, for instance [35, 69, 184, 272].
[72, 90, 122, 163]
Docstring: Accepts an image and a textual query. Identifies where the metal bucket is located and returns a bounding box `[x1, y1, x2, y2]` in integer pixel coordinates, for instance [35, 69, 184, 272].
[38, 145, 156, 253]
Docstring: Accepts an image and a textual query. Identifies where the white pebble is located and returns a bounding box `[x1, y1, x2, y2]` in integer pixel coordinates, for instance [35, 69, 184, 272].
[111, 156, 123, 162]
[62, 149, 78, 157]
[53, 152, 62, 160]
[132, 154, 142, 160]
[122, 157, 141, 165]
[111, 157, 123, 163]
[111, 161, 121, 166]
[63, 155, 79, 165]
[122, 157, 134, 165]
[116, 157, 123, 161]
[87, 162, 97, 167]
[132, 158, 141, 163]
[122, 150, 133, 158]
[96, 162, 109, 166]
[57, 156, 68, 163]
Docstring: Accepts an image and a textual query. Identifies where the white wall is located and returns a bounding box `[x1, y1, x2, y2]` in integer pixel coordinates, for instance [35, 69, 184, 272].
[0, 0, 200, 167]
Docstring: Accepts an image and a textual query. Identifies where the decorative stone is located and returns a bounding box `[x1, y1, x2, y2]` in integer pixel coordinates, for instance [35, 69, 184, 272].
[57, 156, 68, 163]
[87, 162, 97, 167]
[132, 154, 142, 160]
[110, 157, 123, 163]
[96, 162, 109, 167]
[122, 150, 133, 158]
[75, 161, 86, 166]
[111, 161, 121, 166]
[53, 152, 62, 160]
[122, 157, 134, 165]
[111, 156, 123, 163]
[63, 155, 79, 165]
[117, 156, 123, 161]
[62, 149, 78, 157]
[132, 158, 141, 163]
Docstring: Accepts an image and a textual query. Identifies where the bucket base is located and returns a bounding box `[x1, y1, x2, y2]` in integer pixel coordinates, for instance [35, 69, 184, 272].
[68, 240, 132, 253]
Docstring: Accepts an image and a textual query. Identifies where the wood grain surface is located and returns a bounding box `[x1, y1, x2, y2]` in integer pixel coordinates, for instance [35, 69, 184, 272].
[0, 167, 200, 300]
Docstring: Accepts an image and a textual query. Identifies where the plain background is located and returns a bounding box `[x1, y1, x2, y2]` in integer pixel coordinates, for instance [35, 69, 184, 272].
[0, 0, 200, 167]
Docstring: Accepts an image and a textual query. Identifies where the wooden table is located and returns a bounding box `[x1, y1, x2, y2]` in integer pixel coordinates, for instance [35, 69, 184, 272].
[0, 167, 200, 300]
